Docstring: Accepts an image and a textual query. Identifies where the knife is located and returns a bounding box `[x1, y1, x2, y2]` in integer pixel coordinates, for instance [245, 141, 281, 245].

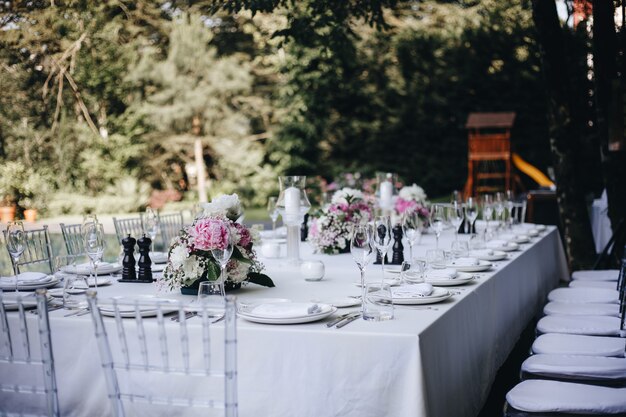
[336, 313, 361, 328]
[326, 311, 359, 328]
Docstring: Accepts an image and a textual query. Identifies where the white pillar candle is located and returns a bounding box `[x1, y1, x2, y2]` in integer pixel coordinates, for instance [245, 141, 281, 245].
[284, 187, 301, 215]
[380, 181, 393, 209]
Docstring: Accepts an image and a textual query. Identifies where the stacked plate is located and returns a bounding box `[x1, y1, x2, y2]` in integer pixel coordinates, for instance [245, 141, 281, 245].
[238, 302, 336, 324]
[486, 240, 519, 252]
[422, 268, 475, 286]
[0, 272, 59, 291]
[446, 258, 492, 272]
[388, 284, 452, 305]
[61, 262, 122, 275]
[1, 292, 43, 310]
[98, 295, 180, 318]
[469, 249, 507, 261]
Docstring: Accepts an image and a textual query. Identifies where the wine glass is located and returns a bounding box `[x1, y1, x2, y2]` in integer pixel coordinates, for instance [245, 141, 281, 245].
[430, 205, 445, 250]
[210, 227, 234, 298]
[448, 201, 464, 241]
[372, 216, 392, 282]
[81, 220, 105, 289]
[350, 223, 375, 316]
[494, 193, 505, 233]
[402, 211, 422, 262]
[481, 195, 494, 233]
[465, 197, 479, 234]
[144, 207, 159, 252]
[267, 196, 279, 237]
[505, 190, 515, 229]
[5, 221, 26, 292]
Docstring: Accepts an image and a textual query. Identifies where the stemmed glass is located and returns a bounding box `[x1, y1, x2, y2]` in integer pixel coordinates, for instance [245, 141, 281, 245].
[267, 196, 279, 237]
[372, 216, 392, 282]
[448, 201, 464, 241]
[482, 195, 494, 233]
[210, 227, 234, 298]
[81, 220, 105, 289]
[402, 211, 422, 262]
[494, 193, 505, 233]
[144, 207, 159, 252]
[505, 190, 515, 229]
[350, 223, 376, 314]
[464, 197, 479, 234]
[430, 205, 445, 249]
[6, 221, 26, 292]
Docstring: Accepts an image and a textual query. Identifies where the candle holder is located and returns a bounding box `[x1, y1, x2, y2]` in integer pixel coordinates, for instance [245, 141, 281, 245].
[375, 172, 398, 215]
[276, 176, 311, 265]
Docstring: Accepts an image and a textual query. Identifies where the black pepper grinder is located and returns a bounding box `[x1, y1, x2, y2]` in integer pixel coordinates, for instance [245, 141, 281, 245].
[374, 224, 389, 265]
[391, 224, 404, 265]
[137, 234, 153, 282]
[121, 234, 137, 280]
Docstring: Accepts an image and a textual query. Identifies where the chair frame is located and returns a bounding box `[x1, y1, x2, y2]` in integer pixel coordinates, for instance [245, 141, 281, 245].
[59, 223, 85, 256]
[158, 212, 184, 249]
[0, 288, 60, 417]
[112, 216, 144, 245]
[87, 291, 238, 417]
[3, 225, 54, 274]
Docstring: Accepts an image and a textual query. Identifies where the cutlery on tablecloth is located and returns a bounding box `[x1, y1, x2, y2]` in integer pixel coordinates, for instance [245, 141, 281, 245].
[64, 308, 89, 317]
[326, 311, 360, 328]
[336, 314, 361, 328]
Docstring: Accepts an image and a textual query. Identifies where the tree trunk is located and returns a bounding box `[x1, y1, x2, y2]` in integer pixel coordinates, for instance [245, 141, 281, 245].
[192, 115, 208, 203]
[531, 0, 597, 270]
[593, 0, 626, 264]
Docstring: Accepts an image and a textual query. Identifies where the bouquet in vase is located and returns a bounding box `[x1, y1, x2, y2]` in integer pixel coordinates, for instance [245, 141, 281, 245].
[159, 194, 274, 292]
[309, 188, 373, 254]
[395, 184, 429, 220]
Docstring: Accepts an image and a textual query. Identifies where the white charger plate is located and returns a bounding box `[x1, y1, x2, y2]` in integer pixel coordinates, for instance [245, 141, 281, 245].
[424, 272, 474, 286]
[238, 306, 337, 324]
[446, 260, 492, 272]
[469, 250, 508, 261]
[391, 287, 452, 305]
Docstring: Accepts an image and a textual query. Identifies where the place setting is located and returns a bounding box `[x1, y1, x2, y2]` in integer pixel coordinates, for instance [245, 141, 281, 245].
[237, 301, 337, 324]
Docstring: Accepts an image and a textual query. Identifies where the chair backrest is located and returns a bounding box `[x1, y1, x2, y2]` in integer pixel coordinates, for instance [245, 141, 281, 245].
[0, 289, 60, 417]
[158, 212, 184, 249]
[59, 223, 84, 256]
[3, 226, 54, 274]
[112, 217, 144, 244]
[87, 291, 238, 417]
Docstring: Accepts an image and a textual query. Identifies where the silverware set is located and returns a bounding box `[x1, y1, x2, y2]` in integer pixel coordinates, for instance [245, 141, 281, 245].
[64, 308, 90, 317]
[326, 311, 361, 328]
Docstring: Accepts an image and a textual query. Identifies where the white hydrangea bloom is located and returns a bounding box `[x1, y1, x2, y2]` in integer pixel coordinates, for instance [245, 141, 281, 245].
[331, 187, 364, 204]
[181, 255, 202, 286]
[200, 193, 242, 220]
[170, 244, 188, 269]
[228, 261, 250, 283]
[399, 184, 427, 203]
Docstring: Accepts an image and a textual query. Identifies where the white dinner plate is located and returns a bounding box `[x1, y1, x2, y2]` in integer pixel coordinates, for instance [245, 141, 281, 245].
[469, 250, 508, 261]
[383, 265, 403, 274]
[446, 260, 492, 272]
[237, 298, 291, 309]
[61, 262, 123, 275]
[0, 276, 60, 291]
[486, 242, 519, 252]
[390, 287, 452, 305]
[99, 295, 179, 318]
[237, 305, 337, 324]
[424, 272, 475, 286]
[48, 288, 86, 298]
[353, 278, 401, 288]
[321, 297, 361, 308]
[1, 293, 40, 310]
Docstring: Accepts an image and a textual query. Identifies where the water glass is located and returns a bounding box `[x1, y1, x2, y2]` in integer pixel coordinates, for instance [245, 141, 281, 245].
[363, 282, 394, 321]
[426, 249, 446, 269]
[400, 259, 426, 284]
[197, 281, 226, 316]
[469, 234, 485, 250]
[451, 241, 469, 258]
[5, 221, 26, 292]
[56, 255, 88, 309]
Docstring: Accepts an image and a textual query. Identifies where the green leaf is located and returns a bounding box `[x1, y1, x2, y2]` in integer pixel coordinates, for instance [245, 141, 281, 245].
[204, 261, 221, 281]
[247, 272, 275, 287]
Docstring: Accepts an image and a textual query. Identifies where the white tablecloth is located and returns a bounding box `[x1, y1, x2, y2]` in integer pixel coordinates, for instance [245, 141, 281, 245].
[1, 226, 567, 417]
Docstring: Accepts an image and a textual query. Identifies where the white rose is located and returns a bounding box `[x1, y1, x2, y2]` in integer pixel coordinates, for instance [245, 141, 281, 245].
[399, 184, 427, 203]
[331, 187, 364, 204]
[199, 193, 242, 220]
[170, 244, 189, 269]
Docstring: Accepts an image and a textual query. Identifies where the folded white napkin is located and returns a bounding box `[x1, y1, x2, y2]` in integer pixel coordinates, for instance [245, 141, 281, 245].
[425, 268, 458, 280]
[449, 257, 479, 266]
[250, 302, 331, 318]
[0, 272, 50, 285]
[392, 283, 433, 298]
[470, 249, 494, 257]
[486, 240, 510, 249]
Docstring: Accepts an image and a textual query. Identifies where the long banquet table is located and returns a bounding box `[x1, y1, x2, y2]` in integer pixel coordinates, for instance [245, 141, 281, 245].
[2, 226, 568, 417]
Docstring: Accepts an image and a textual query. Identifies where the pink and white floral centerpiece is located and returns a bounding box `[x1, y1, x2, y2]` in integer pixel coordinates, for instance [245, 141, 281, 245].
[395, 184, 429, 219]
[309, 188, 373, 254]
[159, 194, 274, 293]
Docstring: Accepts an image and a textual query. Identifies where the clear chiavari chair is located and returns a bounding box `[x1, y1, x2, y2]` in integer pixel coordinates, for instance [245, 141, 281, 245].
[59, 223, 84, 256]
[3, 226, 54, 274]
[0, 289, 60, 417]
[158, 212, 184, 249]
[87, 291, 238, 417]
[112, 216, 144, 244]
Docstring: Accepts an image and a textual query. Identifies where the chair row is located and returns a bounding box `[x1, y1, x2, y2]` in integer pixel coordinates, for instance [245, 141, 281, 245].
[504, 253, 626, 416]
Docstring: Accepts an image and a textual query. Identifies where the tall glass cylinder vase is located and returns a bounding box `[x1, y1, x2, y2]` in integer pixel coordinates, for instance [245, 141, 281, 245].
[277, 176, 311, 266]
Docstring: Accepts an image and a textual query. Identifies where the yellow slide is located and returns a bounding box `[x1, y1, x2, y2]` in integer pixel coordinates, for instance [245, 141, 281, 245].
[512, 153, 555, 188]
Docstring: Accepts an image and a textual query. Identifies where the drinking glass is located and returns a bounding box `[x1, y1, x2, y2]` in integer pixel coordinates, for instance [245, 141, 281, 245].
[197, 281, 226, 316]
[56, 255, 88, 309]
[350, 223, 376, 315]
[426, 249, 446, 269]
[81, 220, 105, 289]
[144, 207, 159, 251]
[481, 195, 494, 232]
[494, 193, 505, 232]
[465, 197, 479, 234]
[402, 211, 422, 262]
[210, 227, 234, 298]
[451, 241, 469, 258]
[267, 196, 279, 237]
[400, 258, 426, 284]
[505, 190, 515, 228]
[469, 233, 485, 250]
[429, 205, 445, 250]
[5, 221, 26, 292]
[448, 201, 464, 241]
[363, 282, 394, 321]
[372, 216, 392, 282]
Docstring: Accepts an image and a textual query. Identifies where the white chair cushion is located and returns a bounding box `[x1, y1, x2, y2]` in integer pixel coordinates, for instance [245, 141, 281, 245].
[543, 301, 620, 317]
[570, 280, 618, 290]
[532, 334, 626, 357]
[548, 287, 620, 304]
[522, 354, 626, 380]
[572, 269, 620, 281]
[536, 315, 622, 337]
[506, 380, 626, 414]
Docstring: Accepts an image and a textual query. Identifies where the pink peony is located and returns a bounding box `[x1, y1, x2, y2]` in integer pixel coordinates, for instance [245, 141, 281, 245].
[189, 218, 229, 251]
[233, 223, 252, 248]
[395, 197, 419, 214]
